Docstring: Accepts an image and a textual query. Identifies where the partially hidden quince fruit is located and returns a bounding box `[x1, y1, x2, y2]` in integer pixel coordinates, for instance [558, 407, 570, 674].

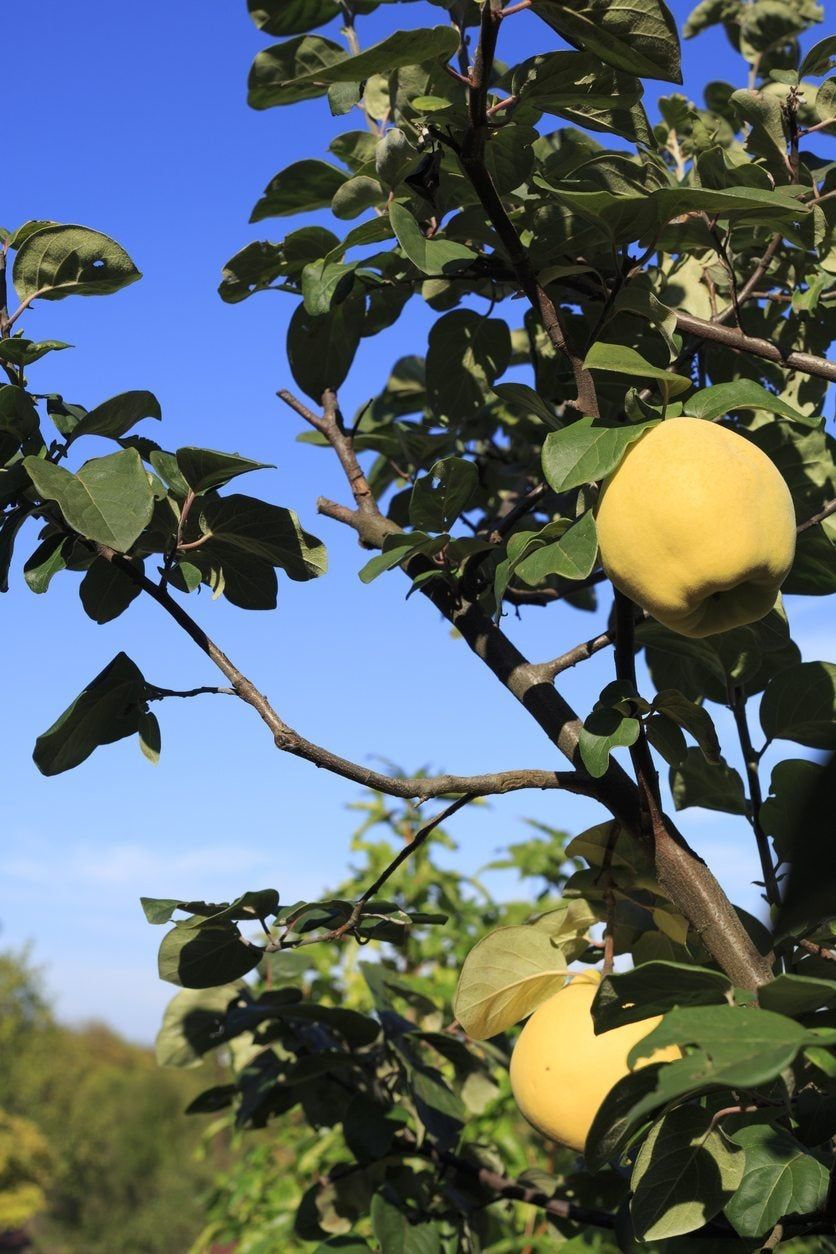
[595, 417, 796, 638]
[509, 971, 679, 1154]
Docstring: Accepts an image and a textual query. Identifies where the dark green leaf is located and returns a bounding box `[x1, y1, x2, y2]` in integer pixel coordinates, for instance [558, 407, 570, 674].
[79, 557, 142, 623]
[68, 390, 161, 444]
[33, 652, 147, 776]
[670, 748, 747, 814]
[773, 754, 836, 939]
[592, 963, 732, 1033]
[248, 35, 346, 110]
[761, 758, 824, 861]
[370, 1193, 441, 1254]
[175, 448, 272, 495]
[409, 457, 477, 531]
[631, 1106, 743, 1240]
[760, 662, 836, 750]
[724, 1124, 829, 1239]
[197, 494, 326, 580]
[651, 690, 721, 762]
[287, 298, 363, 400]
[758, 973, 836, 1017]
[426, 310, 511, 420]
[250, 160, 348, 222]
[158, 923, 262, 988]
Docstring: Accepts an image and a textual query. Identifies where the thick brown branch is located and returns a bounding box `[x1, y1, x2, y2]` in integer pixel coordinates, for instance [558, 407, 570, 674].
[614, 590, 774, 988]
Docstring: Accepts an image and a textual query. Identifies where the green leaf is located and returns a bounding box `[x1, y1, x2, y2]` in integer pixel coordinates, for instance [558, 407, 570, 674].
[357, 531, 448, 584]
[33, 652, 147, 776]
[684, 381, 819, 427]
[12, 224, 141, 301]
[515, 510, 599, 584]
[197, 495, 327, 580]
[0, 384, 42, 442]
[761, 758, 824, 861]
[426, 309, 511, 420]
[247, 0, 342, 38]
[760, 662, 836, 750]
[248, 35, 347, 110]
[141, 898, 183, 925]
[250, 160, 348, 222]
[79, 557, 142, 624]
[724, 1124, 829, 1239]
[409, 457, 477, 532]
[773, 755, 836, 940]
[389, 202, 478, 276]
[541, 417, 656, 493]
[155, 984, 243, 1068]
[158, 923, 262, 988]
[24, 449, 154, 552]
[529, 0, 682, 84]
[670, 747, 747, 814]
[287, 298, 363, 400]
[23, 534, 68, 595]
[815, 78, 836, 123]
[592, 963, 732, 1033]
[758, 973, 836, 1017]
[0, 337, 71, 367]
[645, 712, 688, 766]
[280, 25, 460, 92]
[730, 89, 787, 164]
[453, 924, 567, 1040]
[68, 390, 161, 444]
[579, 705, 640, 778]
[651, 690, 721, 762]
[800, 35, 836, 78]
[138, 710, 162, 765]
[585, 343, 692, 399]
[513, 51, 651, 143]
[301, 259, 356, 316]
[492, 382, 561, 430]
[370, 1193, 441, 1254]
[585, 1062, 667, 1170]
[175, 448, 272, 495]
[631, 1106, 744, 1240]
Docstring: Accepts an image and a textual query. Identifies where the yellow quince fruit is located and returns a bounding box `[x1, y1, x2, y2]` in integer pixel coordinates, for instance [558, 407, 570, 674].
[509, 971, 679, 1154]
[595, 417, 796, 638]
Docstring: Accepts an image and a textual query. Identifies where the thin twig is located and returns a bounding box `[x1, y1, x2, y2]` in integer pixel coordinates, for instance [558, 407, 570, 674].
[728, 682, 782, 912]
[797, 498, 836, 534]
[147, 684, 237, 700]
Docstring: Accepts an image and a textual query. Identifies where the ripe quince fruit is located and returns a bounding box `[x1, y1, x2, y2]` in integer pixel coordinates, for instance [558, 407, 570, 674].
[595, 417, 796, 638]
[509, 971, 679, 1154]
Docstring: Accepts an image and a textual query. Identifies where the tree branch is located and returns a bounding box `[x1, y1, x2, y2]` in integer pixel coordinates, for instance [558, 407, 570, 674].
[307, 392, 775, 989]
[728, 682, 781, 913]
[441, 0, 599, 417]
[674, 310, 836, 383]
[614, 589, 775, 988]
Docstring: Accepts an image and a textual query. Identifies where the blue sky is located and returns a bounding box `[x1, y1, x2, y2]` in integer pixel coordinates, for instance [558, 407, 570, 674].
[3, 1, 832, 1041]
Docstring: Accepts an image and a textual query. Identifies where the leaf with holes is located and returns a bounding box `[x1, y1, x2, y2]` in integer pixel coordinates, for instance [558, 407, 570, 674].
[13, 224, 141, 301]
